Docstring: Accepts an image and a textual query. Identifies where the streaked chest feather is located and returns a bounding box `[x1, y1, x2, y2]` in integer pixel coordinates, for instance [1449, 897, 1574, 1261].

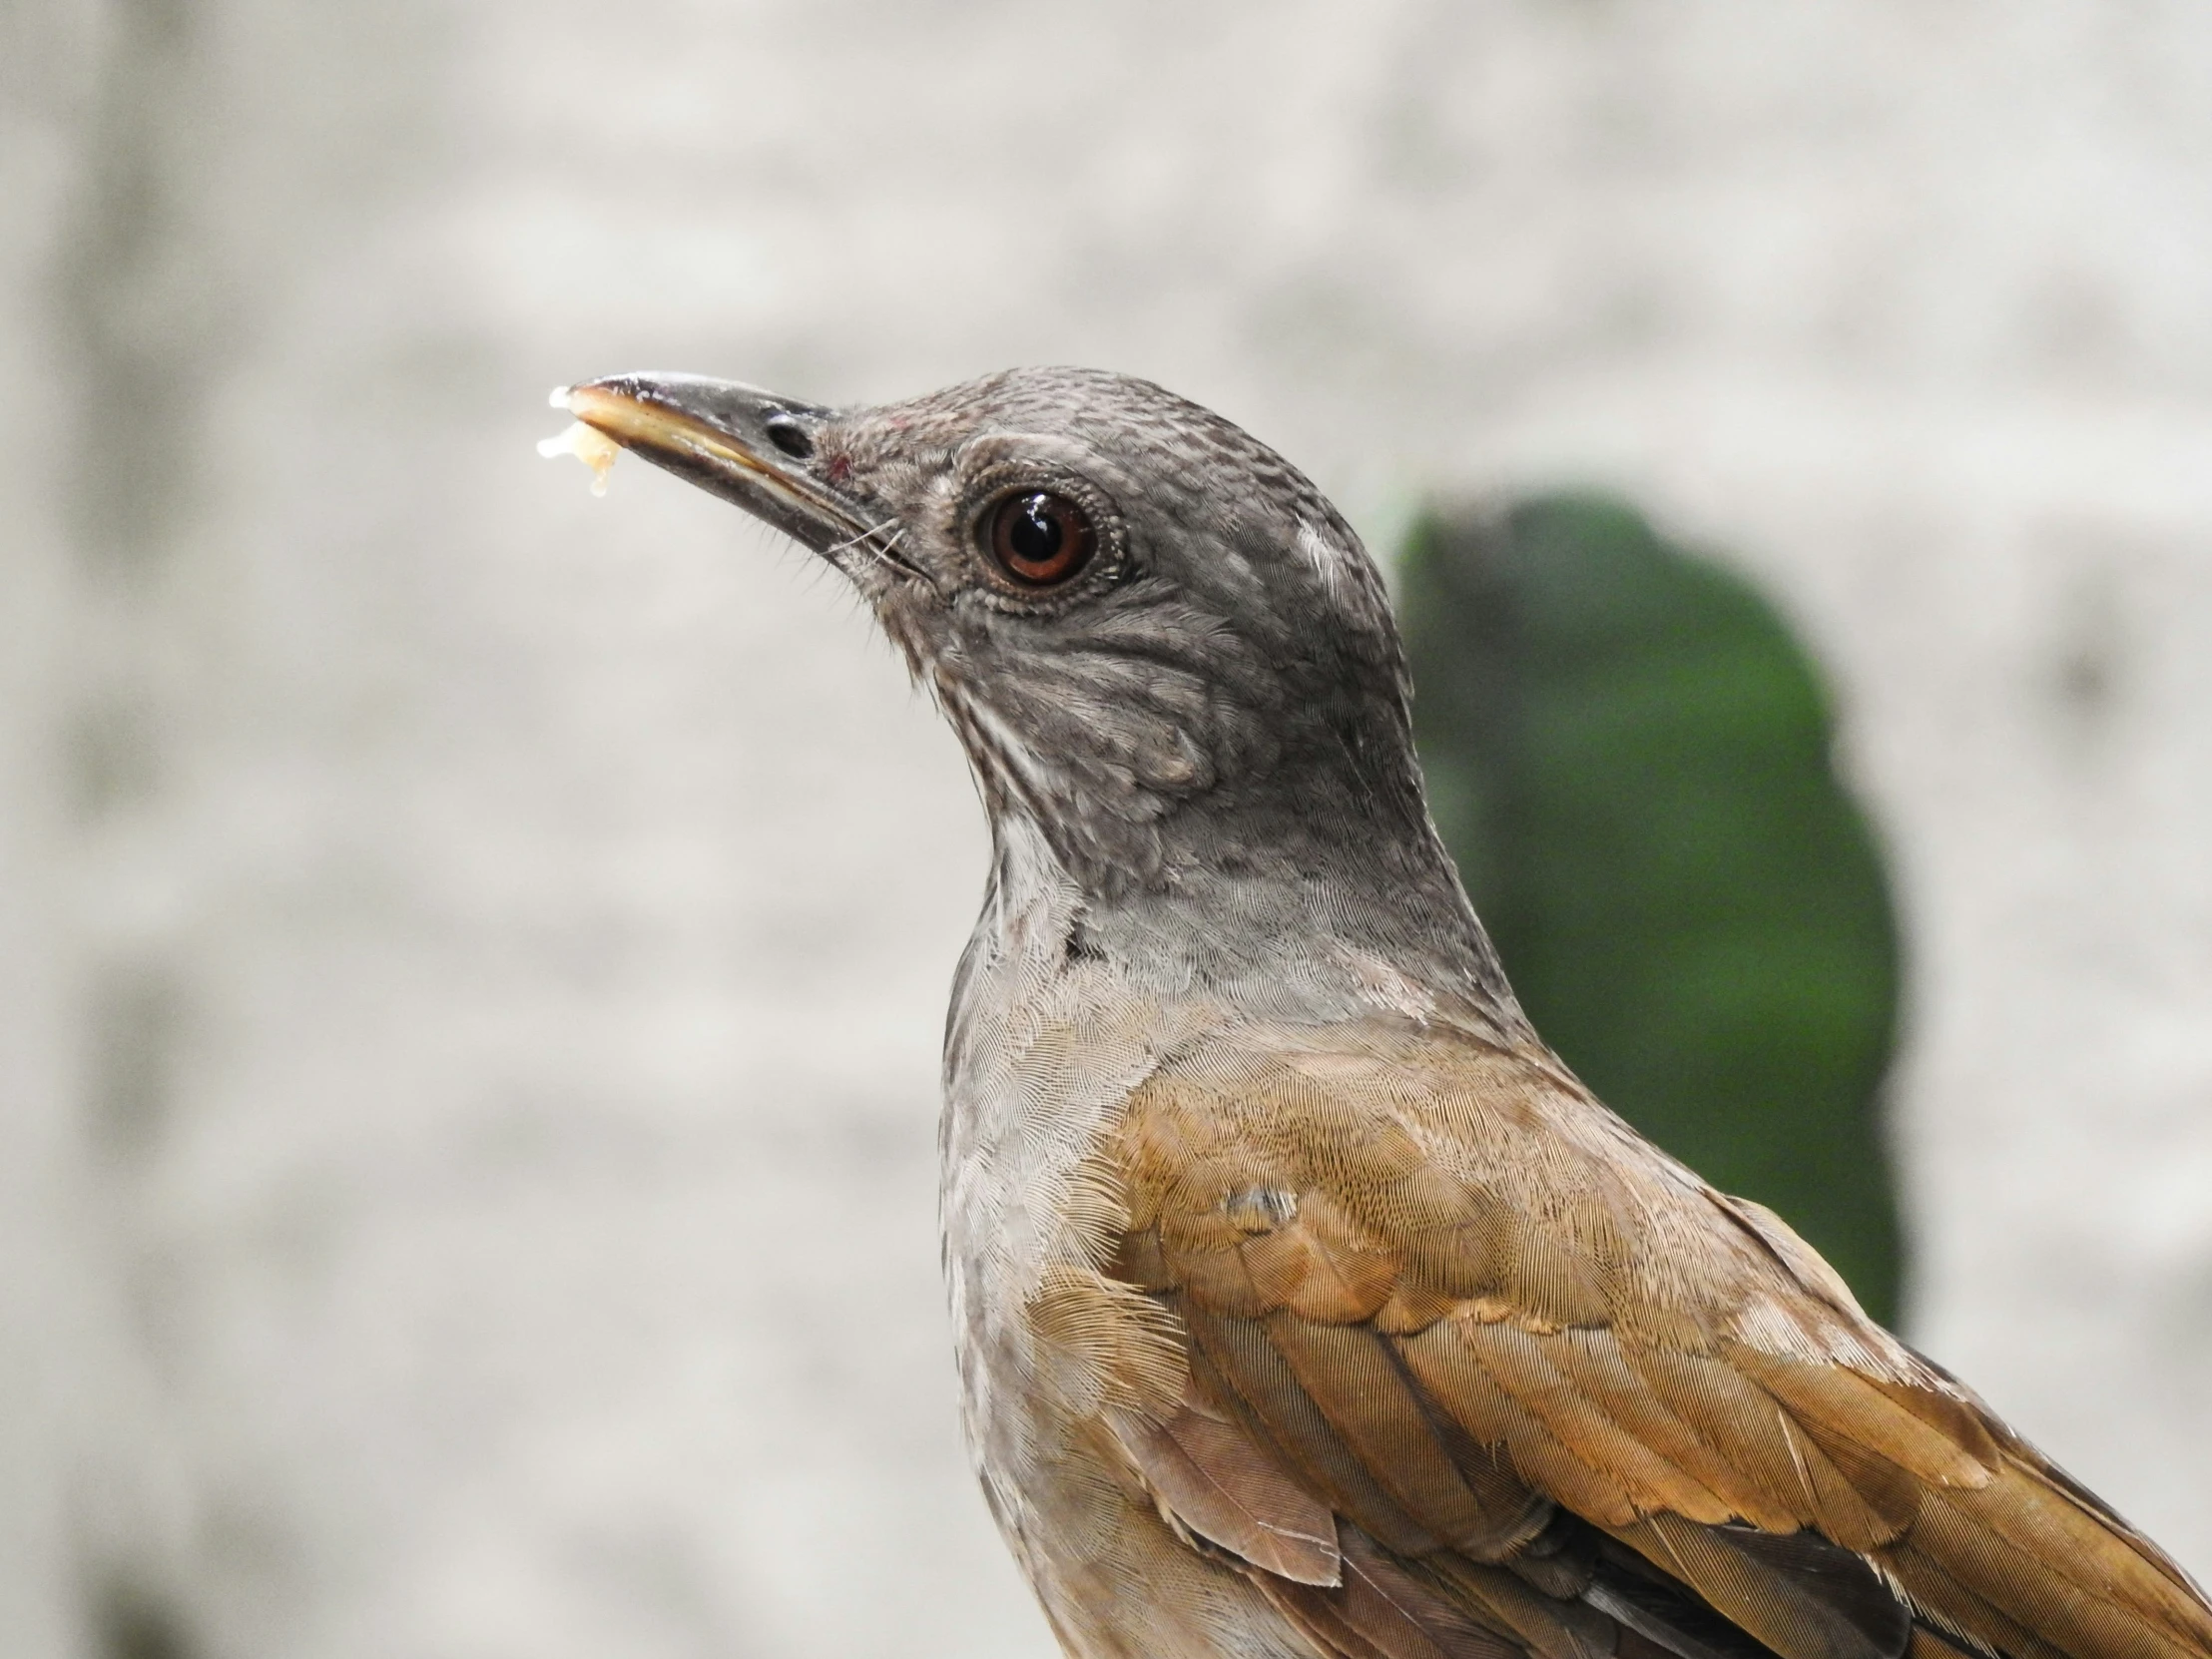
[940, 829, 1181, 1458]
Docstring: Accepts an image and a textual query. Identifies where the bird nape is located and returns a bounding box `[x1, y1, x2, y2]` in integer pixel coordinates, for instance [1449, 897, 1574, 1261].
[546, 366, 2212, 1659]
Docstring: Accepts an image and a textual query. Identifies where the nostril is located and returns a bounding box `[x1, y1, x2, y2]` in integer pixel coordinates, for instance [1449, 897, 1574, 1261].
[764, 413, 815, 460]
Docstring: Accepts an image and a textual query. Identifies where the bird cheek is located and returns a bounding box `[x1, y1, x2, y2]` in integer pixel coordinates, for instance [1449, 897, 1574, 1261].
[866, 592, 944, 685]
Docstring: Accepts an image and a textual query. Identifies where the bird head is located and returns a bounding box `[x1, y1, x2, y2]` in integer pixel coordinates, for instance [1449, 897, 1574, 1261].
[561, 366, 1508, 1008]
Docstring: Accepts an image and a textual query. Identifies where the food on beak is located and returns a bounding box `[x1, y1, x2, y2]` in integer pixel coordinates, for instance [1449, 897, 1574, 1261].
[537, 387, 621, 495]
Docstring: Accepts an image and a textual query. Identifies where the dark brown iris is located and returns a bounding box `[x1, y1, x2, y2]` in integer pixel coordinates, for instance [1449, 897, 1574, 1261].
[987, 490, 1096, 587]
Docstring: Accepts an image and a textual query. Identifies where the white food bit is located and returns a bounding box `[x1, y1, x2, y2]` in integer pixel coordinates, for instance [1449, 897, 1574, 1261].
[547, 385, 572, 410]
[537, 418, 618, 496]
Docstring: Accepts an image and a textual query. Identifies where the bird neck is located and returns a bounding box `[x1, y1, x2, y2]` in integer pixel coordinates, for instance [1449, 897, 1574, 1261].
[974, 795, 1528, 1037]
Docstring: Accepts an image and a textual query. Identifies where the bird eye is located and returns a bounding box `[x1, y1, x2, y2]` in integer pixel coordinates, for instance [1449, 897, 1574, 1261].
[986, 490, 1096, 588]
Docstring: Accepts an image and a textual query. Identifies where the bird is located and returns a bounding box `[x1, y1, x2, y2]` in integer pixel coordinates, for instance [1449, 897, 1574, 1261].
[545, 365, 2212, 1659]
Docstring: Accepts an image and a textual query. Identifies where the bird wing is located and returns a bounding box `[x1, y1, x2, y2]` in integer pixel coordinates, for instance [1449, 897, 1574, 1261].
[1088, 1013, 2212, 1659]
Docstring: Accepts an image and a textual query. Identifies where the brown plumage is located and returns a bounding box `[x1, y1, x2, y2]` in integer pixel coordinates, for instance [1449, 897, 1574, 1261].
[1098, 1019, 2210, 1659]
[556, 364, 2212, 1659]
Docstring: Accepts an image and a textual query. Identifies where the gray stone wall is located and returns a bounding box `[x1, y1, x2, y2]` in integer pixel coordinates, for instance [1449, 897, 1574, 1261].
[5, 3, 2209, 1655]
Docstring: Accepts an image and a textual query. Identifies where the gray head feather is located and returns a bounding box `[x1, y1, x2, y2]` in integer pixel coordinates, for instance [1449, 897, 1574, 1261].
[818, 367, 1513, 1014]
[570, 364, 1521, 1023]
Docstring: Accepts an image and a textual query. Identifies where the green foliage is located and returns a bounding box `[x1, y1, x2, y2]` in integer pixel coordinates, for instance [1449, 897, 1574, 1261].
[1399, 495, 1905, 1326]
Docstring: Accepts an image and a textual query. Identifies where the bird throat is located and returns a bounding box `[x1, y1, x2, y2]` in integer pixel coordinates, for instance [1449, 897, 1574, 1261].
[966, 801, 1526, 1039]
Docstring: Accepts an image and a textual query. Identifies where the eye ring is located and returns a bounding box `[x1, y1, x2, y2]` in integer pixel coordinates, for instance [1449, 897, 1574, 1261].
[985, 490, 1097, 588]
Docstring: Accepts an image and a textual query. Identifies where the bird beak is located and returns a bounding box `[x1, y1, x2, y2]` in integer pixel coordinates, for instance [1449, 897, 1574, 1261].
[557, 372, 866, 557]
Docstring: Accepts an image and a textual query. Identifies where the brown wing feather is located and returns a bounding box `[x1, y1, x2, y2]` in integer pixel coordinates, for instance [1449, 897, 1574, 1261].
[1904, 1471, 2209, 1659]
[1264, 1314, 1528, 1554]
[1099, 1018, 2212, 1659]
[1182, 1300, 1444, 1556]
[1394, 1321, 1656, 1528]
[1124, 1388, 1344, 1585]
[1261, 1532, 1530, 1659]
[1423, 1552, 1619, 1659]
[1608, 1514, 1904, 1659]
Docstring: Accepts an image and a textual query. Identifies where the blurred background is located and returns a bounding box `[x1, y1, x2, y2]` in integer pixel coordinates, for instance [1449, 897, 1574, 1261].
[5, 4, 2211, 1657]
